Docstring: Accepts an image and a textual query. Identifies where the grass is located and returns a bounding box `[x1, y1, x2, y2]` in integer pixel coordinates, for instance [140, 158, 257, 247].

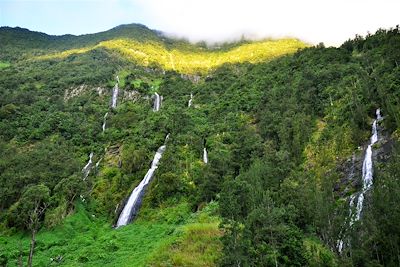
[36, 38, 307, 74]
[0, 61, 10, 69]
[0, 202, 222, 267]
[147, 222, 222, 267]
[146, 201, 222, 267]
[303, 237, 338, 267]
[0, 203, 176, 267]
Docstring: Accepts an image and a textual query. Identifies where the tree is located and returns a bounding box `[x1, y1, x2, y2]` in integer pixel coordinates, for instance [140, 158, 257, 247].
[9, 184, 50, 267]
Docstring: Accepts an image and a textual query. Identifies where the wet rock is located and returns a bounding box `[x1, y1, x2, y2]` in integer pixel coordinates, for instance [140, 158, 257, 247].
[335, 125, 394, 197]
[123, 90, 140, 102]
[180, 73, 201, 83]
[64, 84, 107, 101]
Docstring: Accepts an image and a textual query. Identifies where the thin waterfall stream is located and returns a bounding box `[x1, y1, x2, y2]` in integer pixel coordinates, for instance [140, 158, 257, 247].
[188, 93, 193, 108]
[116, 134, 170, 227]
[102, 112, 108, 132]
[82, 152, 94, 180]
[337, 109, 382, 252]
[353, 108, 381, 222]
[153, 92, 162, 111]
[203, 148, 208, 164]
[111, 83, 119, 109]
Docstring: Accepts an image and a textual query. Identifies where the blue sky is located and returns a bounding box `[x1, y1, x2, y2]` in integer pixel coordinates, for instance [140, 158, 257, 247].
[0, 0, 149, 36]
[1, 0, 400, 46]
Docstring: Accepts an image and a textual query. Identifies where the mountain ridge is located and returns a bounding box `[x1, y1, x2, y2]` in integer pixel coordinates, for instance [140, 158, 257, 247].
[0, 24, 399, 267]
[0, 23, 308, 70]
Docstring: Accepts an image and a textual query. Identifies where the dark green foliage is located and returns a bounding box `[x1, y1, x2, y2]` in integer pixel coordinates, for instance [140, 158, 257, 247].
[7, 184, 50, 229]
[0, 25, 399, 267]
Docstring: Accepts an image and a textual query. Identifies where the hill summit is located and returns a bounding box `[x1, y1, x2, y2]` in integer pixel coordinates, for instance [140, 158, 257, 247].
[0, 24, 307, 73]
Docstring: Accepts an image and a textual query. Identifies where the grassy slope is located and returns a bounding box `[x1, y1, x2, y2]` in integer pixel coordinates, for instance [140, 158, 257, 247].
[146, 202, 222, 267]
[1, 202, 220, 267]
[36, 38, 306, 74]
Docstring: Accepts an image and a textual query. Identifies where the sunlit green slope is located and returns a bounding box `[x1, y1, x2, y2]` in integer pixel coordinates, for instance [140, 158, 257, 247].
[36, 38, 306, 74]
[0, 24, 307, 73]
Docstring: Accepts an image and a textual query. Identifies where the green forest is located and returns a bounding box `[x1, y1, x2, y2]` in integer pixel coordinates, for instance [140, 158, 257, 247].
[0, 24, 399, 266]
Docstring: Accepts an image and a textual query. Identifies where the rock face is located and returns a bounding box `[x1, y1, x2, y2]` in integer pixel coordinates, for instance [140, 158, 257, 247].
[95, 87, 106, 96]
[180, 74, 201, 83]
[123, 90, 140, 102]
[335, 122, 394, 197]
[64, 84, 107, 101]
[64, 84, 88, 101]
[335, 151, 363, 196]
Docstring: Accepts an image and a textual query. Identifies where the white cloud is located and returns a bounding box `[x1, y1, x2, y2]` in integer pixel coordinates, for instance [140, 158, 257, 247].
[1, 0, 399, 46]
[133, 0, 400, 46]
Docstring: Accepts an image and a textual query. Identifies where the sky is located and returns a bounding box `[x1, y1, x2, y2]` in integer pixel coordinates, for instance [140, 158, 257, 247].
[1, 0, 399, 46]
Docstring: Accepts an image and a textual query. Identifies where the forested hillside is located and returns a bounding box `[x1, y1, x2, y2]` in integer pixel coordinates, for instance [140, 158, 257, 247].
[0, 24, 399, 267]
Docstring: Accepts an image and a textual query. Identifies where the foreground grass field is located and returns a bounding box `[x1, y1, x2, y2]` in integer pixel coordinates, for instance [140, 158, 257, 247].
[0, 202, 221, 267]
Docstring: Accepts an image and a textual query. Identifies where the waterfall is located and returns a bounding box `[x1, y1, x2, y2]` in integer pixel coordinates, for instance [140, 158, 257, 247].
[95, 158, 102, 169]
[376, 108, 382, 120]
[111, 83, 119, 109]
[348, 194, 357, 226]
[188, 93, 193, 107]
[116, 134, 170, 227]
[337, 194, 357, 252]
[153, 92, 162, 111]
[82, 152, 94, 180]
[353, 109, 381, 221]
[203, 148, 208, 164]
[337, 109, 382, 252]
[102, 112, 108, 132]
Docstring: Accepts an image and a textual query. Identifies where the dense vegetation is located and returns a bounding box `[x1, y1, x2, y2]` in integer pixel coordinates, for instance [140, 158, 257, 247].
[0, 24, 399, 266]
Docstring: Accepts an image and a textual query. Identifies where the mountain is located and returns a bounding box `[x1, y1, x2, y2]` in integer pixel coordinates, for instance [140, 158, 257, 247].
[0, 24, 161, 55]
[0, 24, 306, 73]
[0, 24, 399, 267]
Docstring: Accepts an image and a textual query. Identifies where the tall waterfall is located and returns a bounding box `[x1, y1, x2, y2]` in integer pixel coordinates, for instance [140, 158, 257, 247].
[111, 83, 119, 109]
[116, 134, 170, 227]
[102, 112, 108, 132]
[188, 93, 193, 107]
[353, 108, 381, 221]
[337, 109, 382, 252]
[153, 92, 162, 111]
[203, 148, 208, 164]
[82, 152, 94, 180]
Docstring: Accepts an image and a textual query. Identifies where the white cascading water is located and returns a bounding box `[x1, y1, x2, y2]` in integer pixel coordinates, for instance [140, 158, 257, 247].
[348, 194, 357, 226]
[353, 109, 381, 221]
[337, 109, 382, 253]
[376, 108, 382, 121]
[116, 134, 170, 227]
[203, 148, 208, 164]
[82, 152, 94, 180]
[102, 112, 108, 132]
[188, 93, 193, 107]
[337, 194, 357, 252]
[111, 83, 119, 109]
[95, 158, 102, 169]
[153, 92, 161, 111]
